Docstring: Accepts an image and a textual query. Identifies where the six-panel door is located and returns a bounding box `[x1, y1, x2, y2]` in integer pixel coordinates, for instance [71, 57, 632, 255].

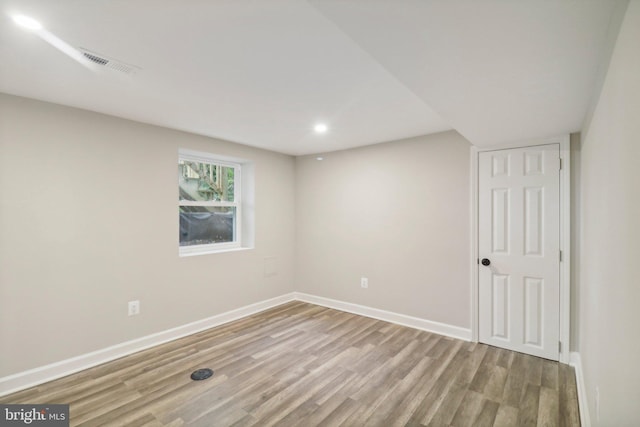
[478, 144, 560, 360]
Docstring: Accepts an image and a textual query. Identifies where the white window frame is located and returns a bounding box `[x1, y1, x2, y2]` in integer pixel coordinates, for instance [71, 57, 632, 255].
[179, 149, 242, 256]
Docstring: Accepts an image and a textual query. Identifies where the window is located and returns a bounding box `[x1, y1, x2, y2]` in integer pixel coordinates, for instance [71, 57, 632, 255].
[179, 150, 241, 255]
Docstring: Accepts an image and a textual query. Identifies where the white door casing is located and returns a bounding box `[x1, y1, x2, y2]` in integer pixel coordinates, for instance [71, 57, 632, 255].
[478, 144, 560, 360]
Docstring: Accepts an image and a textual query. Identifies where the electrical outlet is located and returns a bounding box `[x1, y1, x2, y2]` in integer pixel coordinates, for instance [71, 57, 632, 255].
[360, 277, 368, 288]
[128, 300, 140, 316]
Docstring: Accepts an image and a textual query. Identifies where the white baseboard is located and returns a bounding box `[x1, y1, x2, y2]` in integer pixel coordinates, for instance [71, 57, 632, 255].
[0, 293, 296, 397]
[570, 352, 591, 427]
[1, 291, 472, 397]
[294, 292, 472, 341]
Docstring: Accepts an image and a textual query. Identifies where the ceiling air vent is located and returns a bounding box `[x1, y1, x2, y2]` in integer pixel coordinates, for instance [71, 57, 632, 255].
[78, 48, 139, 75]
[83, 52, 109, 66]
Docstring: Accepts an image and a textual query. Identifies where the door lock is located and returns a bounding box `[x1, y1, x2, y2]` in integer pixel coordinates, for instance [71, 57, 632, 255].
[481, 258, 491, 266]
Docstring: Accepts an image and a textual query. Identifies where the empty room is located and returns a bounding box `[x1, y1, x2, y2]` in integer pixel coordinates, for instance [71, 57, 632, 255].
[1, 1, 639, 426]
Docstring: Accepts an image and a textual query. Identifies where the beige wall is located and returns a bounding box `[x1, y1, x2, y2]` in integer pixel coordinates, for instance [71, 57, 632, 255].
[570, 132, 581, 351]
[0, 97, 473, 381]
[295, 132, 471, 328]
[578, 1, 640, 424]
[0, 94, 296, 377]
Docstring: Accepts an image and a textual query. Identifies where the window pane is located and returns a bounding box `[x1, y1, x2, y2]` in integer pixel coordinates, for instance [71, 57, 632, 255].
[179, 206, 236, 246]
[179, 160, 235, 202]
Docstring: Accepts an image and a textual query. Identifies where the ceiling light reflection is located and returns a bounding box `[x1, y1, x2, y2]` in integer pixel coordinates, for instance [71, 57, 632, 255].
[12, 14, 42, 30]
[11, 12, 92, 68]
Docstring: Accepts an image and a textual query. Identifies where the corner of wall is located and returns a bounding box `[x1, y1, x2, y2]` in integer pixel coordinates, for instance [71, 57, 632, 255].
[570, 352, 591, 427]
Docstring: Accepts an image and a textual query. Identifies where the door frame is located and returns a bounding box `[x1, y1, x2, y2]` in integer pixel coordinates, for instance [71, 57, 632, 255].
[470, 135, 571, 363]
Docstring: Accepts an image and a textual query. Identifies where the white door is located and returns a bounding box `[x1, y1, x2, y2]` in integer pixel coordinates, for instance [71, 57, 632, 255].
[478, 144, 560, 360]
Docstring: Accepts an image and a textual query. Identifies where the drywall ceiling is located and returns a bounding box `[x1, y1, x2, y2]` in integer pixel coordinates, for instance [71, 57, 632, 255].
[0, 0, 625, 155]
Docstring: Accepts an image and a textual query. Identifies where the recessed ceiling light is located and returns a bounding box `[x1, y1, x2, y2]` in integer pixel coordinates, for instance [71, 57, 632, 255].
[12, 14, 43, 31]
[316, 157, 324, 161]
[314, 123, 328, 134]
[9, 14, 93, 67]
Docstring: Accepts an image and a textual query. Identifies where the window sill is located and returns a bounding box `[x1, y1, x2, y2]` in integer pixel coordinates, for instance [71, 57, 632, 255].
[179, 246, 252, 258]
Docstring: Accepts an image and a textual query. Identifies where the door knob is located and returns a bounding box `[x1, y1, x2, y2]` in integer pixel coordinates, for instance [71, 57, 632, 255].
[481, 258, 491, 266]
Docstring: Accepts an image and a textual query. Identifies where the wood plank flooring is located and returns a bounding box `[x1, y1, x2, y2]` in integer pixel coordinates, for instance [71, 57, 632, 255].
[1, 301, 580, 426]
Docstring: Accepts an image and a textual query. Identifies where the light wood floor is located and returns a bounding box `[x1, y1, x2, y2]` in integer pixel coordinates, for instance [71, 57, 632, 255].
[2, 301, 580, 426]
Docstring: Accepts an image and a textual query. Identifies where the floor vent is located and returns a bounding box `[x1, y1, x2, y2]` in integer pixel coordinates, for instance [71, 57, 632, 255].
[190, 368, 214, 381]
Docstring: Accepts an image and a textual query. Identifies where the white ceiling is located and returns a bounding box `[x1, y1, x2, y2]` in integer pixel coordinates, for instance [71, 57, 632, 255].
[0, 0, 625, 155]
